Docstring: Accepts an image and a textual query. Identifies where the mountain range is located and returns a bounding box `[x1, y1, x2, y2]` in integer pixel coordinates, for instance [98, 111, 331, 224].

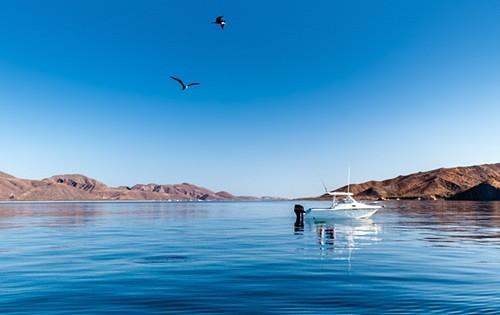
[0, 172, 257, 201]
[316, 163, 500, 201]
[2, 163, 499, 202]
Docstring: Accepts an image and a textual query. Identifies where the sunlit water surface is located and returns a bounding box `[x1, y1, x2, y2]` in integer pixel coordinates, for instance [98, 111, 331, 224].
[1, 201, 499, 314]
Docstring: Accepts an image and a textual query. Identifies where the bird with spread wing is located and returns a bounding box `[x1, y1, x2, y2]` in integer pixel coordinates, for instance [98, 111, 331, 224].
[170, 76, 200, 91]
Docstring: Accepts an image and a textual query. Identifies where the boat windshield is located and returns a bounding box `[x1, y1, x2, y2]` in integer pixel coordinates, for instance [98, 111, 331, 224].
[333, 195, 356, 205]
[342, 197, 355, 203]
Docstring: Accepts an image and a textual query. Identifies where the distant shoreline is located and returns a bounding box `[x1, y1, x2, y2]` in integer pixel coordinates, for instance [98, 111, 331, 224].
[0, 172, 282, 202]
[0, 199, 287, 204]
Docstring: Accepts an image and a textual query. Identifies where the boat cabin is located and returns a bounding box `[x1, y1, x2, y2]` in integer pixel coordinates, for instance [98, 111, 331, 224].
[328, 192, 357, 206]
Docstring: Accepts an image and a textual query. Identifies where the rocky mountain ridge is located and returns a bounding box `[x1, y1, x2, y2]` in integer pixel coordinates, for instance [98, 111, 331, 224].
[315, 163, 500, 201]
[0, 172, 256, 201]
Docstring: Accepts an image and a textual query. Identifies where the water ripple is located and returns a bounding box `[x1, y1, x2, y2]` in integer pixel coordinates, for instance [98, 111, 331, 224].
[0, 201, 499, 314]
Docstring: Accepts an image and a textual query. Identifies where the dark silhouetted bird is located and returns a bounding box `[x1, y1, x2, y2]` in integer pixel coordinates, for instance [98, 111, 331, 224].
[213, 16, 226, 30]
[170, 76, 200, 91]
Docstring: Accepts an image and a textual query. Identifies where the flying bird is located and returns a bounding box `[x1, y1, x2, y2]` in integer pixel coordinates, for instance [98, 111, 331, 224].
[213, 16, 226, 30]
[170, 76, 200, 91]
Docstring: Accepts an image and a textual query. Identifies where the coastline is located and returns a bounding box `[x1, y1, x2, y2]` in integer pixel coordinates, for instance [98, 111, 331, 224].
[0, 199, 288, 205]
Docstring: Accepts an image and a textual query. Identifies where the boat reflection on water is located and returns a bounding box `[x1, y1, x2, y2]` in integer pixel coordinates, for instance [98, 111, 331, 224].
[307, 218, 382, 268]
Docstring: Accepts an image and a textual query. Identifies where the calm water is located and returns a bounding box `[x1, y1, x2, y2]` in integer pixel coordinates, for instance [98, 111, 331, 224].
[0, 201, 499, 314]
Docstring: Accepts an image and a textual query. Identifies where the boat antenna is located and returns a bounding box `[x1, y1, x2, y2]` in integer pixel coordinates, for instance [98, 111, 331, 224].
[347, 167, 351, 194]
[321, 180, 328, 193]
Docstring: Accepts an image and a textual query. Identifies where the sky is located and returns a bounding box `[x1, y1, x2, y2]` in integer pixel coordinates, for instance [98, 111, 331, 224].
[0, 0, 499, 198]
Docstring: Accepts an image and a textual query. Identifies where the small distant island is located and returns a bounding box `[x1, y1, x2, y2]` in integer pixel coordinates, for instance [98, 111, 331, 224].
[0, 172, 265, 202]
[309, 163, 500, 201]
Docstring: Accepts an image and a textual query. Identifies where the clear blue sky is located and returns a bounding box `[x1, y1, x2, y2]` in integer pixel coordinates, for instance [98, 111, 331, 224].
[1, 0, 499, 197]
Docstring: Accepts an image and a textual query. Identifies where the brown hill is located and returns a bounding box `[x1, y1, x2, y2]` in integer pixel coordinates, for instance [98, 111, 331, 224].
[17, 184, 98, 201]
[0, 173, 44, 200]
[127, 183, 236, 201]
[44, 174, 108, 192]
[316, 163, 500, 200]
[0, 171, 16, 179]
[0, 173, 255, 201]
[449, 180, 500, 201]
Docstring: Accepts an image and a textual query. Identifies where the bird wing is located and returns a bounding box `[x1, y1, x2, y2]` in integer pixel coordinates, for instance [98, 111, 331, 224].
[170, 76, 186, 88]
[187, 82, 200, 87]
[221, 23, 225, 30]
[216, 16, 224, 22]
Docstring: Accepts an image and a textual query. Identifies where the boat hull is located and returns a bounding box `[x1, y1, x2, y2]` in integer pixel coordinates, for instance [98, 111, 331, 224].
[306, 207, 379, 220]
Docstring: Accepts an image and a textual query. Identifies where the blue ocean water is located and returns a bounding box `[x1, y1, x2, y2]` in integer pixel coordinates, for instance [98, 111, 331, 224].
[0, 201, 499, 314]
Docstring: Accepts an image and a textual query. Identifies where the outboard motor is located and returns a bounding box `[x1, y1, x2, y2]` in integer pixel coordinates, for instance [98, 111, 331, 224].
[294, 204, 305, 228]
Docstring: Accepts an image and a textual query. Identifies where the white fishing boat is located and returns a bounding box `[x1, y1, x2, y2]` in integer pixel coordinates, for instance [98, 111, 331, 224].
[306, 192, 381, 220]
[305, 169, 382, 220]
